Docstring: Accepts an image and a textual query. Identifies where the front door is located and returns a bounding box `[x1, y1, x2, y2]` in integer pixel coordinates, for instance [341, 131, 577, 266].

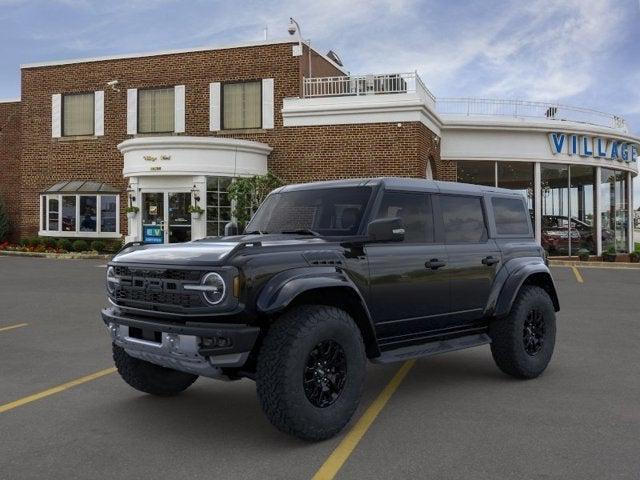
[141, 192, 192, 244]
[366, 191, 450, 345]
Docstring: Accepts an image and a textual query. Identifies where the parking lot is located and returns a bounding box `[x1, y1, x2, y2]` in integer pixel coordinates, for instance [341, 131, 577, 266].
[0, 256, 639, 480]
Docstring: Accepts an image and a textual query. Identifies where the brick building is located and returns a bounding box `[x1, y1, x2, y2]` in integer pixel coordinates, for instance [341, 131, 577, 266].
[0, 38, 638, 255]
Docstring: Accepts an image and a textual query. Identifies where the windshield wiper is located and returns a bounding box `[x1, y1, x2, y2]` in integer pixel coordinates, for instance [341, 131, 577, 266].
[280, 229, 321, 237]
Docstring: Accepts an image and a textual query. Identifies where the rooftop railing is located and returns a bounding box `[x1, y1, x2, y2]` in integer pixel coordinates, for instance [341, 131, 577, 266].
[303, 72, 436, 104]
[435, 97, 627, 131]
[301, 73, 627, 131]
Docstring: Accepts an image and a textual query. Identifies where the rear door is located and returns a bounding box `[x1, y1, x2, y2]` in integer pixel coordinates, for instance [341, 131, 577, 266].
[440, 194, 501, 324]
[366, 190, 450, 342]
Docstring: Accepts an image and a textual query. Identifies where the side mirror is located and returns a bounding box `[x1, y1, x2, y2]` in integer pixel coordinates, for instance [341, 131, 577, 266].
[224, 222, 239, 236]
[366, 217, 405, 243]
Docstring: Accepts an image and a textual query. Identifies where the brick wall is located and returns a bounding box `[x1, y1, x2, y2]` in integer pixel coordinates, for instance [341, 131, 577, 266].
[15, 41, 442, 239]
[0, 101, 21, 241]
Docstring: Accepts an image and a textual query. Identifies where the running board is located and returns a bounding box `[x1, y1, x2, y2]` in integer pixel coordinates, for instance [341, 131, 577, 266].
[373, 333, 491, 364]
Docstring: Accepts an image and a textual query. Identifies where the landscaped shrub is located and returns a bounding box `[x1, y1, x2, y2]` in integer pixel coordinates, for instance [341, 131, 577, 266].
[90, 240, 106, 252]
[18, 238, 30, 247]
[57, 238, 73, 252]
[106, 239, 123, 253]
[40, 237, 57, 249]
[72, 239, 89, 252]
[0, 195, 9, 242]
[27, 236, 41, 247]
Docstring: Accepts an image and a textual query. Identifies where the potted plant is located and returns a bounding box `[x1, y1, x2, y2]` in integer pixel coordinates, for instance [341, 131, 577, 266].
[602, 245, 617, 262]
[187, 204, 204, 219]
[629, 250, 640, 263]
[125, 206, 139, 220]
[576, 248, 590, 262]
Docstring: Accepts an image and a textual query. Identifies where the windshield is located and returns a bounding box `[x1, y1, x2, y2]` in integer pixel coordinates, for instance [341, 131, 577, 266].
[245, 187, 373, 236]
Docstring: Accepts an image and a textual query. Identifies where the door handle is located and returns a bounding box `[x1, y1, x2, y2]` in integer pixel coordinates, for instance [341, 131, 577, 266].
[425, 259, 446, 270]
[482, 256, 500, 266]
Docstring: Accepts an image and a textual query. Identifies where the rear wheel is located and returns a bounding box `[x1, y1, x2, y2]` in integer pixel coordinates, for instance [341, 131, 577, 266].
[113, 344, 198, 396]
[256, 305, 366, 441]
[489, 286, 556, 379]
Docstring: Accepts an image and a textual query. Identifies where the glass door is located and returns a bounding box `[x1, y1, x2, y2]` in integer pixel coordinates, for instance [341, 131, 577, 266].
[142, 192, 165, 244]
[168, 192, 191, 243]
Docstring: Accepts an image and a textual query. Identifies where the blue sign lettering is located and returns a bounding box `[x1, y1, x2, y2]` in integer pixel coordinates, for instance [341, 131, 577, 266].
[143, 225, 164, 244]
[548, 133, 565, 154]
[579, 136, 593, 156]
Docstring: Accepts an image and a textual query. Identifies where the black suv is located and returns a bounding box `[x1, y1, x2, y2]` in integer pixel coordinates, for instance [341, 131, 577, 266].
[102, 178, 559, 441]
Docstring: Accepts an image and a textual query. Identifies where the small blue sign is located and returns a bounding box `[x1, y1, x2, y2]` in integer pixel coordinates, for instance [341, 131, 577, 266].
[143, 225, 164, 244]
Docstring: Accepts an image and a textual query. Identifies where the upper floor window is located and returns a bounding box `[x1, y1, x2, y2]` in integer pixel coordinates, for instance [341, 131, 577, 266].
[138, 87, 175, 133]
[62, 92, 95, 136]
[223, 81, 261, 130]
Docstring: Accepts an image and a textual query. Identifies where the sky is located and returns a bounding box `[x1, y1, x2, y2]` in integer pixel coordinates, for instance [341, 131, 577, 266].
[1, 0, 639, 197]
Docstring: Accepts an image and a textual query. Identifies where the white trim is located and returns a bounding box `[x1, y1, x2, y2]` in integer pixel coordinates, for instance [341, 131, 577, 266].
[94, 90, 104, 136]
[0, 97, 20, 103]
[209, 82, 221, 131]
[38, 230, 122, 239]
[127, 88, 137, 135]
[20, 38, 347, 74]
[51, 94, 61, 138]
[39, 193, 121, 238]
[262, 78, 275, 129]
[174, 85, 185, 133]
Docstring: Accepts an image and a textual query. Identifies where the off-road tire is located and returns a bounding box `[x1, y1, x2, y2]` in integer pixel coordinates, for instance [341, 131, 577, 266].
[113, 344, 198, 396]
[256, 305, 366, 441]
[489, 285, 556, 379]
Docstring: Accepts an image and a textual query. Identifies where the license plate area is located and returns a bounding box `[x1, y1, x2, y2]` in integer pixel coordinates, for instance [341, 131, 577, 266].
[129, 327, 162, 344]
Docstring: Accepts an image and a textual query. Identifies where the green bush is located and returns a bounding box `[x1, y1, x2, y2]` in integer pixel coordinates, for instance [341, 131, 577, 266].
[57, 238, 73, 252]
[0, 195, 9, 242]
[27, 236, 42, 247]
[106, 239, 123, 253]
[18, 238, 30, 247]
[72, 239, 89, 252]
[90, 240, 106, 252]
[40, 237, 57, 249]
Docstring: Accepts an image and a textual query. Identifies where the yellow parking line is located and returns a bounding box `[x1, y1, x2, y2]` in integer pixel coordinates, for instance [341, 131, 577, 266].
[571, 266, 584, 283]
[0, 367, 117, 414]
[0, 323, 28, 333]
[311, 359, 416, 480]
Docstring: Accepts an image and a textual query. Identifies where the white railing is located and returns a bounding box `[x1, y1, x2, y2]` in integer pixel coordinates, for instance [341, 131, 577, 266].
[436, 97, 627, 131]
[303, 72, 436, 103]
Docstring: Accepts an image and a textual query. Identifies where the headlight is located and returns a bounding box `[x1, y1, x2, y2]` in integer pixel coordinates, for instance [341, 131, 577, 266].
[184, 272, 226, 305]
[106, 266, 119, 295]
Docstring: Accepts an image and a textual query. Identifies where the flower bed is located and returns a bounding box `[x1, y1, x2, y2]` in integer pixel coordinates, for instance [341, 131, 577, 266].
[0, 237, 122, 257]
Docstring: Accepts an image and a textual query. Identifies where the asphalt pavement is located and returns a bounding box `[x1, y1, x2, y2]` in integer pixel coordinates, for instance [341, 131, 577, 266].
[0, 256, 638, 479]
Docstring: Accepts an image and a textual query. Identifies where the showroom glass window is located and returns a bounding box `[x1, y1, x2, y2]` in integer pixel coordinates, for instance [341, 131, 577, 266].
[498, 162, 535, 231]
[62, 93, 94, 136]
[457, 161, 496, 186]
[601, 168, 628, 253]
[223, 81, 261, 130]
[40, 194, 118, 236]
[138, 87, 175, 133]
[541, 164, 570, 256]
[206, 177, 233, 236]
[569, 165, 597, 254]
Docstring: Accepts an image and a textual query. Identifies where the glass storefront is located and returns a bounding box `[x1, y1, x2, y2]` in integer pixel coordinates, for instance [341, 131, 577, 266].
[601, 168, 629, 253]
[206, 176, 233, 236]
[457, 160, 631, 256]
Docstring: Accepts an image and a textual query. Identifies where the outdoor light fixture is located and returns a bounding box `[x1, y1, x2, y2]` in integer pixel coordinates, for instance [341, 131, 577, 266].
[191, 184, 201, 203]
[288, 17, 312, 76]
[126, 185, 136, 203]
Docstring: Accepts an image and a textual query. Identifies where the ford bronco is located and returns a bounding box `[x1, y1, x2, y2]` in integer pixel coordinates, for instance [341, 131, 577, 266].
[102, 178, 559, 441]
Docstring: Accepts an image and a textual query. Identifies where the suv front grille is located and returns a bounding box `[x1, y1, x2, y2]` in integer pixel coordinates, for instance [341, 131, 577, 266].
[112, 266, 206, 312]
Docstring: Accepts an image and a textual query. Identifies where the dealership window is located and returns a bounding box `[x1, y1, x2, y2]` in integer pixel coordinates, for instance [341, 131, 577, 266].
[223, 81, 261, 129]
[206, 177, 233, 236]
[138, 87, 175, 133]
[457, 160, 496, 186]
[601, 168, 629, 253]
[570, 165, 596, 254]
[492, 197, 530, 235]
[40, 190, 120, 238]
[541, 164, 570, 256]
[62, 92, 94, 136]
[498, 162, 535, 233]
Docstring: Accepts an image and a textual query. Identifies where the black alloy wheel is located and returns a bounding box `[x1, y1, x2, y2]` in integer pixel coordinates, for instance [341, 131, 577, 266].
[523, 308, 545, 356]
[303, 340, 347, 408]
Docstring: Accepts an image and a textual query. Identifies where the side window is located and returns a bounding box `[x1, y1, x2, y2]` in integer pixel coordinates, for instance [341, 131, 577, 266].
[492, 197, 531, 235]
[441, 195, 487, 243]
[375, 192, 434, 243]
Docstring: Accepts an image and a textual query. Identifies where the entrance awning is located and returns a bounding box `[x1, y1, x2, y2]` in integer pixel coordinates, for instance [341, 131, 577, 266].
[42, 180, 121, 194]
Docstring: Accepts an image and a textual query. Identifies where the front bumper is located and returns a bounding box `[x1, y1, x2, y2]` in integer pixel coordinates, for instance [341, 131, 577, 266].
[101, 307, 259, 378]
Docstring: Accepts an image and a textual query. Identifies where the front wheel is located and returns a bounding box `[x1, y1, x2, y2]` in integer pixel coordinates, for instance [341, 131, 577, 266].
[489, 285, 556, 379]
[256, 305, 366, 441]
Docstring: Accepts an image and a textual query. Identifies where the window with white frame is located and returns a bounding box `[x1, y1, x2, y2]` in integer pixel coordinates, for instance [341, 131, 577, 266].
[62, 92, 95, 136]
[222, 81, 261, 129]
[138, 87, 175, 133]
[40, 194, 120, 237]
[206, 177, 233, 236]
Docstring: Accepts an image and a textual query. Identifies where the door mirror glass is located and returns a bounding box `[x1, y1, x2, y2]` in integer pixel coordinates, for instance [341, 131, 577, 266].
[366, 217, 405, 243]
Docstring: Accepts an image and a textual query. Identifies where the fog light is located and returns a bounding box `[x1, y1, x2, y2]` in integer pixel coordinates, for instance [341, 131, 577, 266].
[201, 336, 232, 348]
[167, 333, 179, 349]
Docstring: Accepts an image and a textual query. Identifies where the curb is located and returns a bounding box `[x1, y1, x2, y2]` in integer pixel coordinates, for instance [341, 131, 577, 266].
[0, 250, 111, 260]
[550, 260, 640, 269]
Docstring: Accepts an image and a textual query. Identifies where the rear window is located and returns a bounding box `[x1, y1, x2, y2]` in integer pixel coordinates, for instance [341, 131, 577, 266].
[492, 197, 530, 235]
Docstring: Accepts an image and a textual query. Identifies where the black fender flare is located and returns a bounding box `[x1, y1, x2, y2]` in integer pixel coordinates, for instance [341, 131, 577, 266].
[491, 258, 560, 318]
[256, 267, 380, 357]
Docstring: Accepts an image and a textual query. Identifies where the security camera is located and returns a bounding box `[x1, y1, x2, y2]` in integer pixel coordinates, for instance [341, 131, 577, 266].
[287, 23, 297, 35]
[107, 80, 118, 86]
